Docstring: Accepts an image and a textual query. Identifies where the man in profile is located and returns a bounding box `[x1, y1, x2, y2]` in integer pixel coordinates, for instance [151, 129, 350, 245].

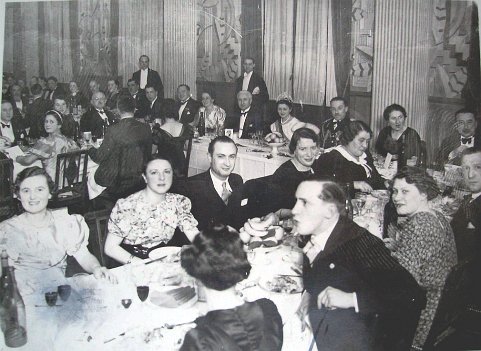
[132, 55, 164, 98]
[320, 97, 352, 149]
[235, 57, 269, 110]
[225, 90, 263, 139]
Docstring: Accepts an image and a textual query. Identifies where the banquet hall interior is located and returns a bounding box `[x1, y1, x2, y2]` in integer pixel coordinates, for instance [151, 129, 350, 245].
[1, 0, 481, 350]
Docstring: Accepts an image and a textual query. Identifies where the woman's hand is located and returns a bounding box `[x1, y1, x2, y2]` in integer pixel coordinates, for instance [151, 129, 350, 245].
[92, 266, 118, 284]
[383, 237, 400, 252]
[353, 181, 373, 193]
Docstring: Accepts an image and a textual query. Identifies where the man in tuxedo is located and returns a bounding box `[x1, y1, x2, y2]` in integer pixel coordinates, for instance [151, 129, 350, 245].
[26, 84, 50, 138]
[225, 90, 263, 139]
[44, 76, 64, 102]
[89, 96, 152, 202]
[179, 136, 243, 231]
[176, 84, 201, 126]
[320, 97, 352, 149]
[132, 55, 164, 99]
[235, 57, 269, 110]
[294, 178, 425, 351]
[80, 92, 116, 139]
[145, 85, 162, 123]
[127, 78, 149, 120]
[436, 109, 480, 166]
[1, 100, 26, 146]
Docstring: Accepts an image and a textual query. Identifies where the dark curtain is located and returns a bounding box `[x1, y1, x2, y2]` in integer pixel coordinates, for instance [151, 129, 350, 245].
[462, 2, 480, 112]
[331, 0, 352, 100]
[241, 0, 263, 77]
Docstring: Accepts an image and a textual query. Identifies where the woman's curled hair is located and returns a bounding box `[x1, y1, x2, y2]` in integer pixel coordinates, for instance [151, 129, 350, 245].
[393, 166, 439, 201]
[14, 166, 56, 196]
[181, 225, 251, 291]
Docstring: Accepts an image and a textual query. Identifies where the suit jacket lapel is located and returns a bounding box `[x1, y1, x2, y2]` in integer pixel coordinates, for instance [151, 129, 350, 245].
[206, 170, 226, 207]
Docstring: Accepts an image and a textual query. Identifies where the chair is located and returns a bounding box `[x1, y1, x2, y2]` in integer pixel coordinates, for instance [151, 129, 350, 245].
[0, 158, 15, 221]
[50, 149, 89, 210]
[84, 209, 119, 268]
[181, 137, 193, 178]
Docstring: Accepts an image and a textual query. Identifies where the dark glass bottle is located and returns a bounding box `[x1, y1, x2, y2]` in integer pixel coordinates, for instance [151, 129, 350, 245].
[2, 267, 27, 348]
[0, 250, 9, 333]
[344, 183, 353, 220]
[398, 134, 406, 170]
[198, 111, 205, 137]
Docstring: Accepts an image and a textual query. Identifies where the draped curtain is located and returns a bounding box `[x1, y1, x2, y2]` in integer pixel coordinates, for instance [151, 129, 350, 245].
[331, 0, 352, 98]
[118, 0, 164, 87]
[21, 2, 40, 82]
[263, 0, 295, 100]
[42, 1, 73, 81]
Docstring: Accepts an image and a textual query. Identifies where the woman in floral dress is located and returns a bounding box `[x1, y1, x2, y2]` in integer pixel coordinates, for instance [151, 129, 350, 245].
[104, 154, 199, 264]
[384, 166, 457, 348]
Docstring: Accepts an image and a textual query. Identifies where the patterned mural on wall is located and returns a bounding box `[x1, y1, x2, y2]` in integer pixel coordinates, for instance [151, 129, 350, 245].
[350, 0, 374, 93]
[78, 0, 113, 77]
[428, 0, 474, 99]
[196, 0, 242, 82]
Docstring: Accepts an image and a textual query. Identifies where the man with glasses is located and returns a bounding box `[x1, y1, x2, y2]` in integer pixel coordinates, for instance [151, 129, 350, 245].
[80, 92, 116, 138]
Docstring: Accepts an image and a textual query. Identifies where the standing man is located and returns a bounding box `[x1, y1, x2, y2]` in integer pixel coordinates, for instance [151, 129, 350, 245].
[132, 55, 164, 99]
[176, 84, 201, 127]
[80, 92, 116, 139]
[436, 109, 481, 166]
[178, 136, 243, 231]
[235, 57, 269, 110]
[145, 85, 162, 123]
[291, 178, 425, 350]
[225, 91, 263, 139]
[320, 97, 352, 149]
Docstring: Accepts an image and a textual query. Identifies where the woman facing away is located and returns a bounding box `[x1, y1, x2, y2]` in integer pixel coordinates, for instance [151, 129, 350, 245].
[180, 224, 283, 351]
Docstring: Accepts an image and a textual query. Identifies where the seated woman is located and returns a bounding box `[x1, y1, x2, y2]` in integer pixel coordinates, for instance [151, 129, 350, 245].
[384, 166, 457, 348]
[271, 128, 319, 208]
[66, 81, 88, 114]
[180, 225, 283, 350]
[198, 91, 226, 134]
[104, 155, 199, 264]
[16, 110, 79, 181]
[313, 120, 384, 193]
[375, 104, 423, 165]
[269, 96, 319, 141]
[0, 167, 116, 286]
[152, 99, 193, 177]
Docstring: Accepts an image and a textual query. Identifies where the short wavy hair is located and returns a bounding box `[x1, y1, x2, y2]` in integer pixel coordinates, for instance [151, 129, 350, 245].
[339, 120, 372, 146]
[289, 127, 320, 153]
[383, 104, 407, 121]
[392, 166, 439, 201]
[181, 225, 251, 291]
[14, 166, 56, 196]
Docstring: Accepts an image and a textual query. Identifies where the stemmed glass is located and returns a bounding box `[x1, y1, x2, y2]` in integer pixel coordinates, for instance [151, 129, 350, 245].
[353, 194, 367, 216]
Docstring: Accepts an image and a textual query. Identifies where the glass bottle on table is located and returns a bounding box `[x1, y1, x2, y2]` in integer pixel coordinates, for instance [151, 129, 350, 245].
[0, 250, 10, 333]
[397, 134, 406, 171]
[198, 112, 205, 137]
[1, 267, 27, 348]
[344, 183, 354, 220]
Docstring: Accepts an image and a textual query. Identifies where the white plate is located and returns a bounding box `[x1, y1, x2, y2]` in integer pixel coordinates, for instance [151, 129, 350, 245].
[258, 275, 303, 294]
[149, 246, 181, 261]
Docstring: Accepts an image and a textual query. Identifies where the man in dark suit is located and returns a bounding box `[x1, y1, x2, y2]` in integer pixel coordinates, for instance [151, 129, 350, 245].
[436, 109, 480, 166]
[176, 84, 201, 126]
[235, 57, 269, 110]
[44, 76, 64, 102]
[26, 84, 50, 138]
[89, 96, 152, 201]
[80, 91, 116, 139]
[292, 178, 425, 350]
[320, 96, 352, 149]
[178, 136, 243, 231]
[106, 79, 120, 113]
[145, 85, 162, 123]
[1, 100, 26, 147]
[132, 55, 164, 99]
[225, 90, 263, 138]
[127, 78, 149, 120]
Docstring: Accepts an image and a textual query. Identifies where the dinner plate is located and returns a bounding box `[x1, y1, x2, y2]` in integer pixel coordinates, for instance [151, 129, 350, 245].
[149, 285, 197, 308]
[149, 246, 181, 262]
[258, 275, 303, 294]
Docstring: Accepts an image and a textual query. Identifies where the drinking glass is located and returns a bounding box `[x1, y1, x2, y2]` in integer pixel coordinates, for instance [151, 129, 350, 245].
[45, 292, 58, 306]
[57, 285, 71, 302]
[137, 286, 149, 302]
[353, 194, 367, 216]
[121, 299, 132, 309]
[83, 131, 92, 145]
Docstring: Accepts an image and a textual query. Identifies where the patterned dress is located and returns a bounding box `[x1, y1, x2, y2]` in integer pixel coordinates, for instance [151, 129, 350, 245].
[387, 211, 457, 347]
[108, 190, 199, 247]
[198, 105, 226, 130]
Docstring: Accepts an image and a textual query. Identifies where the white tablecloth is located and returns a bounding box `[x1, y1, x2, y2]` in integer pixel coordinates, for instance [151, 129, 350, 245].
[189, 137, 291, 181]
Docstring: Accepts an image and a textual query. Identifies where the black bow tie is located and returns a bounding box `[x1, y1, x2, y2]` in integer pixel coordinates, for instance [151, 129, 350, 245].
[1, 122, 10, 128]
[461, 137, 472, 145]
[240, 111, 248, 117]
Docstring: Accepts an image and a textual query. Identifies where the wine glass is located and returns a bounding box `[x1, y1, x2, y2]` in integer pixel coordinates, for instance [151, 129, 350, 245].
[45, 292, 58, 306]
[57, 285, 71, 302]
[353, 194, 367, 216]
[137, 286, 149, 302]
[121, 298, 132, 309]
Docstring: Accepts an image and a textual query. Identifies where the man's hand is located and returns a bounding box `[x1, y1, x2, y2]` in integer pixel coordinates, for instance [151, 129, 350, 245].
[383, 237, 400, 252]
[93, 266, 118, 284]
[317, 286, 355, 310]
[353, 181, 373, 193]
[252, 87, 260, 95]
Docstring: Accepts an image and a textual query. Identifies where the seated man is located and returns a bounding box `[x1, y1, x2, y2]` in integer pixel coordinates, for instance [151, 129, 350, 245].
[127, 78, 149, 120]
[177, 136, 243, 231]
[145, 84, 162, 123]
[225, 90, 263, 139]
[88, 96, 152, 203]
[320, 97, 352, 149]
[265, 177, 426, 350]
[436, 109, 480, 166]
[80, 91, 116, 139]
[26, 84, 50, 139]
[0, 100, 26, 147]
[176, 84, 201, 127]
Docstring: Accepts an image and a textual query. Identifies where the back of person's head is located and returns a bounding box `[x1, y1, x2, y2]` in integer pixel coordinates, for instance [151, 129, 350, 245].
[181, 225, 251, 290]
[117, 95, 136, 114]
[339, 120, 372, 146]
[14, 166, 55, 196]
[289, 127, 320, 153]
[393, 166, 439, 201]
[30, 84, 43, 96]
[383, 103, 407, 121]
[161, 98, 178, 120]
[208, 136, 237, 155]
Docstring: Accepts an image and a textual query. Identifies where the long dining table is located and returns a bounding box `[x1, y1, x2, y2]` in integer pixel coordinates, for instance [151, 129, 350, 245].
[1, 241, 315, 351]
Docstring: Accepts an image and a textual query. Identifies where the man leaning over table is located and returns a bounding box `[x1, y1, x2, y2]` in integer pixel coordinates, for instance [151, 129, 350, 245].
[176, 136, 243, 231]
[225, 90, 263, 139]
[258, 177, 426, 350]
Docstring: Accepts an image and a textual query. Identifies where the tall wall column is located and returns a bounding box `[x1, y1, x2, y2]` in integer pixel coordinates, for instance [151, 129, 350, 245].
[371, 0, 432, 141]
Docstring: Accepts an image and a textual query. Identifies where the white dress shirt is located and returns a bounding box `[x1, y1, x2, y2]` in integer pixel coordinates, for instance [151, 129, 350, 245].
[96, 109, 110, 125]
[140, 69, 148, 89]
[210, 170, 232, 198]
[0, 121, 15, 142]
[178, 97, 190, 120]
[242, 71, 253, 91]
[150, 97, 157, 109]
[239, 107, 250, 138]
